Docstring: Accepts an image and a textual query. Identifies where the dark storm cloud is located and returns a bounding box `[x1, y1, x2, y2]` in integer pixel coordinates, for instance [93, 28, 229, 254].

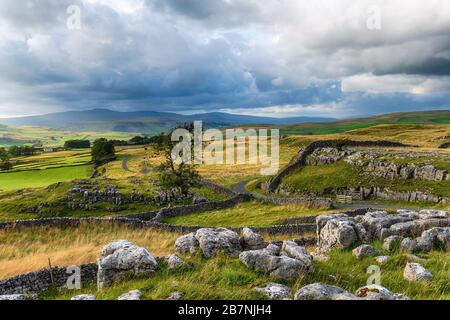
[376, 58, 450, 76]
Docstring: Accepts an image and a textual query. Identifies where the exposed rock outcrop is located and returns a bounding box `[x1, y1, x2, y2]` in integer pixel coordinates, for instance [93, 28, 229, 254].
[294, 283, 358, 300]
[239, 241, 314, 279]
[97, 240, 158, 290]
[255, 283, 292, 300]
[240, 228, 266, 250]
[316, 210, 449, 253]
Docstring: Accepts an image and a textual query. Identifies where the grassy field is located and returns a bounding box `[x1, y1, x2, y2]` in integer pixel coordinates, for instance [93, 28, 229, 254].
[1, 223, 447, 300]
[163, 201, 333, 227]
[280, 110, 450, 135]
[282, 160, 450, 199]
[41, 241, 449, 300]
[0, 165, 93, 192]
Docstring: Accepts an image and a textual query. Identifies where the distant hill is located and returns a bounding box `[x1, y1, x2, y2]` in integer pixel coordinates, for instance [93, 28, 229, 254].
[0, 109, 335, 135]
[280, 110, 450, 135]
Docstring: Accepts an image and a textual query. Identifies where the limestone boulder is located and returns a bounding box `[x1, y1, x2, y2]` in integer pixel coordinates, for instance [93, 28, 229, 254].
[97, 240, 158, 289]
[355, 285, 410, 300]
[240, 228, 265, 250]
[255, 283, 292, 300]
[294, 283, 358, 300]
[175, 233, 199, 255]
[117, 290, 142, 300]
[404, 263, 432, 282]
[194, 228, 242, 258]
[352, 244, 380, 259]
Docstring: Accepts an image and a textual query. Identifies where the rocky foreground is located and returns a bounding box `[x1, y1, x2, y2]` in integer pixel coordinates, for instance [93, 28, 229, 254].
[0, 209, 448, 301]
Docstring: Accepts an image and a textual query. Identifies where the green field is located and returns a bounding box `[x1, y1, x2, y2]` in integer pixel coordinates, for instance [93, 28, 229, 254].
[281, 110, 450, 135]
[0, 165, 93, 191]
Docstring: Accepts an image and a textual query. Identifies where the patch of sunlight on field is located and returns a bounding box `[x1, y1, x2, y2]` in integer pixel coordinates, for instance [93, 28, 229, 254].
[0, 165, 93, 191]
[164, 200, 334, 227]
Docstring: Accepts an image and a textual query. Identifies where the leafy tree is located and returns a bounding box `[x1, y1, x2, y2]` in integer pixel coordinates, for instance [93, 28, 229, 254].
[8, 145, 36, 156]
[91, 138, 116, 165]
[64, 139, 91, 149]
[0, 148, 12, 171]
[158, 125, 200, 196]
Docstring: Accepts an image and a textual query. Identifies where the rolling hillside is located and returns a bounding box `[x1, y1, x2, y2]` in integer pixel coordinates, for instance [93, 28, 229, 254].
[0, 109, 334, 135]
[280, 110, 450, 135]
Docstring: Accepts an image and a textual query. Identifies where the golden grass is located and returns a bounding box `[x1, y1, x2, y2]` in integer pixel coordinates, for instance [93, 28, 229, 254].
[0, 222, 180, 279]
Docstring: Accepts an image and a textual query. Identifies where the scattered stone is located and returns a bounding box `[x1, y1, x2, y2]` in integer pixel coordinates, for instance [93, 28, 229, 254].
[375, 256, 391, 264]
[168, 292, 184, 300]
[241, 228, 265, 250]
[0, 294, 36, 300]
[355, 285, 410, 300]
[404, 263, 433, 282]
[310, 251, 330, 262]
[117, 290, 142, 300]
[294, 283, 358, 300]
[255, 283, 292, 300]
[175, 233, 199, 255]
[97, 240, 158, 289]
[400, 238, 418, 253]
[383, 235, 404, 251]
[71, 294, 96, 301]
[165, 254, 185, 269]
[352, 244, 380, 259]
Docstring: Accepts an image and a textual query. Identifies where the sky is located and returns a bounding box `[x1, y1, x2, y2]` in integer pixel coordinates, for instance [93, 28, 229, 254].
[0, 0, 450, 119]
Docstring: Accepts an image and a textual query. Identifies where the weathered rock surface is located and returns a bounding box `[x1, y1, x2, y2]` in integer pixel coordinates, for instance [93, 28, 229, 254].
[175, 232, 199, 254]
[0, 294, 35, 300]
[71, 294, 96, 300]
[255, 283, 292, 300]
[294, 283, 358, 300]
[239, 242, 314, 279]
[195, 228, 241, 258]
[281, 241, 314, 268]
[352, 245, 380, 259]
[168, 291, 184, 300]
[241, 228, 265, 250]
[265, 244, 281, 256]
[117, 290, 142, 300]
[316, 209, 449, 253]
[97, 240, 158, 289]
[165, 254, 185, 269]
[404, 263, 433, 282]
[355, 285, 410, 300]
[175, 228, 241, 258]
